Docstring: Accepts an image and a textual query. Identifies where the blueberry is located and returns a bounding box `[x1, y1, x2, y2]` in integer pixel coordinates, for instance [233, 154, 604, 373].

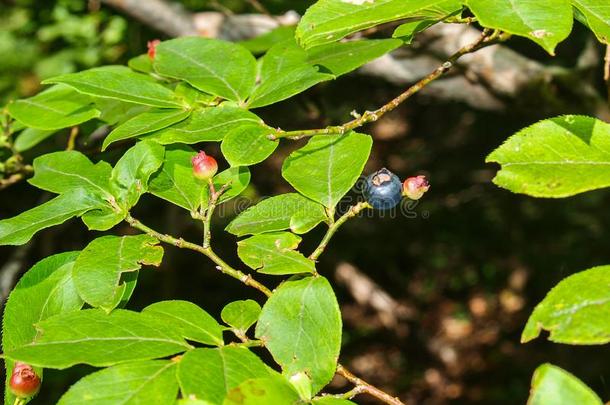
[364, 168, 403, 210]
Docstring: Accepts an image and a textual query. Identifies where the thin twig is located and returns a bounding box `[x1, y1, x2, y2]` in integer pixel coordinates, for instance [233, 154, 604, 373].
[309, 202, 371, 260]
[270, 29, 505, 140]
[0, 166, 33, 191]
[124, 214, 272, 296]
[337, 364, 406, 405]
[66, 127, 79, 151]
[246, 0, 272, 17]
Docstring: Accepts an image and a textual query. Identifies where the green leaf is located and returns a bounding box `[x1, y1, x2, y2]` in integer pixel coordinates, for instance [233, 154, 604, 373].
[178, 347, 273, 404]
[307, 39, 403, 78]
[80, 205, 126, 232]
[14, 127, 56, 152]
[43, 66, 183, 108]
[154, 38, 257, 103]
[73, 235, 163, 313]
[528, 363, 603, 405]
[94, 98, 150, 126]
[255, 276, 342, 393]
[29, 150, 113, 198]
[238, 232, 316, 275]
[214, 166, 252, 203]
[296, 0, 461, 48]
[240, 26, 297, 54]
[58, 360, 178, 405]
[224, 377, 300, 405]
[5, 309, 191, 368]
[221, 300, 261, 333]
[128, 54, 153, 73]
[147, 106, 263, 145]
[2, 252, 83, 405]
[0, 191, 99, 246]
[282, 132, 372, 209]
[149, 146, 250, 213]
[226, 193, 327, 237]
[102, 109, 191, 151]
[8, 85, 100, 130]
[110, 140, 165, 209]
[465, 0, 573, 54]
[486, 115, 610, 198]
[247, 40, 332, 109]
[522, 265, 610, 344]
[393, 20, 437, 43]
[174, 82, 218, 107]
[143, 300, 224, 346]
[572, 0, 610, 44]
[221, 125, 278, 166]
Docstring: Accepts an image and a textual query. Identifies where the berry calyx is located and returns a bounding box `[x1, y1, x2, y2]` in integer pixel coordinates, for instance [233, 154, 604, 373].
[364, 168, 403, 210]
[9, 363, 41, 398]
[192, 151, 218, 181]
[147, 39, 161, 60]
[402, 175, 430, 200]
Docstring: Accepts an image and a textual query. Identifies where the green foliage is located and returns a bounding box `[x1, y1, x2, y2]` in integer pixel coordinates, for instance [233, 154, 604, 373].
[237, 232, 316, 275]
[522, 266, 610, 344]
[149, 145, 250, 214]
[147, 107, 263, 144]
[527, 364, 603, 405]
[154, 38, 257, 103]
[572, 0, 610, 44]
[4, 1, 610, 402]
[58, 361, 179, 405]
[282, 132, 372, 209]
[256, 276, 342, 393]
[44, 66, 183, 108]
[487, 115, 610, 198]
[5, 309, 192, 368]
[296, 0, 461, 48]
[177, 347, 273, 404]
[143, 300, 224, 346]
[102, 109, 191, 151]
[225, 193, 327, 236]
[221, 300, 262, 333]
[73, 235, 163, 312]
[8, 85, 100, 130]
[466, 0, 573, 54]
[221, 125, 278, 166]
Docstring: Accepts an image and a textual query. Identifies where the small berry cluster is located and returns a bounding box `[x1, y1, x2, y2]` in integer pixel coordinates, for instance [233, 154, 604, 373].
[9, 362, 41, 399]
[364, 168, 429, 210]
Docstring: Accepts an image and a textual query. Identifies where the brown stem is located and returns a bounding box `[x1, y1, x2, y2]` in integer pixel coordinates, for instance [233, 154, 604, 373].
[337, 364, 406, 405]
[271, 29, 506, 141]
[125, 214, 272, 297]
[309, 202, 371, 261]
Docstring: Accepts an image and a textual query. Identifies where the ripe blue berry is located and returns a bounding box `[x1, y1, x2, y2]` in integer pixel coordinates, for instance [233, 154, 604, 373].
[364, 168, 403, 210]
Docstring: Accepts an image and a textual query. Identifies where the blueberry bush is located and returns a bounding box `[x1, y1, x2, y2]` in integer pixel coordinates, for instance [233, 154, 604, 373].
[1, 0, 609, 404]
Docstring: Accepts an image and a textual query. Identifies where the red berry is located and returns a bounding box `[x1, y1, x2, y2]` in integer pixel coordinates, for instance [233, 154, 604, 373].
[147, 39, 161, 60]
[9, 363, 41, 398]
[192, 151, 218, 180]
[402, 175, 430, 200]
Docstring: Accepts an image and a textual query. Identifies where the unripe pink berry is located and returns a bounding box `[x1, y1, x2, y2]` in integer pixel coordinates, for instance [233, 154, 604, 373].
[147, 39, 161, 60]
[9, 363, 41, 398]
[192, 151, 218, 180]
[402, 175, 430, 200]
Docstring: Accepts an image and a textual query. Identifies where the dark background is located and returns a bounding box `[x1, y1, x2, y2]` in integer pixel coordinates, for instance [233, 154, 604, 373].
[1, 1, 610, 403]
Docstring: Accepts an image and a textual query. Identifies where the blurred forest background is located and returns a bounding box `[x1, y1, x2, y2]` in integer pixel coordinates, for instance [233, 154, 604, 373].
[1, 0, 610, 403]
